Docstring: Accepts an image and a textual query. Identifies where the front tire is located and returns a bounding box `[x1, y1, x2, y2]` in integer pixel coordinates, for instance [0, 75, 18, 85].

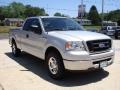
[12, 42, 21, 57]
[115, 35, 118, 39]
[46, 52, 65, 79]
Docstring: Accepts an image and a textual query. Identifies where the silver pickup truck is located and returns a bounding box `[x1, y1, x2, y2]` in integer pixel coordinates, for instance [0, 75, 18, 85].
[9, 16, 114, 79]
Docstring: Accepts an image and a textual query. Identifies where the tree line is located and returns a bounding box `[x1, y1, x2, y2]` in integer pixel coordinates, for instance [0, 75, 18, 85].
[53, 5, 102, 25]
[78, 5, 120, 26]
[104, 9, 120, 25]
[0, 2, 120, 26]
[85, 5, 120, 26]
[0, 2, 48, 21]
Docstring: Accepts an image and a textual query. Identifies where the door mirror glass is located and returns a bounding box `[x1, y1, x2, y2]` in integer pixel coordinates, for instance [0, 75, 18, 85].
[30, 25, 42, 34]
[31, 24, 39, 29]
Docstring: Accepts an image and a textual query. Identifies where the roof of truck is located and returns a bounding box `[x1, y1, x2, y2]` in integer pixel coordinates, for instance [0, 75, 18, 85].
[27, 16, 67, 19]
[40, 16, 67, 18]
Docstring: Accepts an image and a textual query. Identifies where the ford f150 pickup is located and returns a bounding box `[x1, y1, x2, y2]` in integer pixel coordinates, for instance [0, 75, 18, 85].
[9, 16, 114, 79]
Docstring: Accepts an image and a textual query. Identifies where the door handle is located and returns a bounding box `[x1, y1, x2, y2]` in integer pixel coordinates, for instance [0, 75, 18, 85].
[26, 34, 29, 38]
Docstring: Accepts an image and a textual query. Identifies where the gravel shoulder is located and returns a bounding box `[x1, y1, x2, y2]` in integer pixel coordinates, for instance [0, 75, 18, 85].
[0, 33, 8, 40]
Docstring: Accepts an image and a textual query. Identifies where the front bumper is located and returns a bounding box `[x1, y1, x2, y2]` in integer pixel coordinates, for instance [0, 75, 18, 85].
[63, 49, 114, 70]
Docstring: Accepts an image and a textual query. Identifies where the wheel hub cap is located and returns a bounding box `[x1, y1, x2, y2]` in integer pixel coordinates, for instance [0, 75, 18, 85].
[48, 57, 58, 75]
[12, 44, 16, 54]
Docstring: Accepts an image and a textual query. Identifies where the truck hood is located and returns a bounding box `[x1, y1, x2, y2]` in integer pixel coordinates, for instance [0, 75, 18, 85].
[48, 31, 111, 41]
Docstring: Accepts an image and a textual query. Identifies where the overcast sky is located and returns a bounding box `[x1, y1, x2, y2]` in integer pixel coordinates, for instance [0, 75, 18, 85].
[0, 0, 120, 17]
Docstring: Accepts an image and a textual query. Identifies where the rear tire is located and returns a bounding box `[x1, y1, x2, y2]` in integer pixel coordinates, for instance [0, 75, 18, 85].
[12, 42, 21, 57]
[46, 52, 65, 79]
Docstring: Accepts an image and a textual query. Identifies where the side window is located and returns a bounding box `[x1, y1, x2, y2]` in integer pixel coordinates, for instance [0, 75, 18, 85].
[31, 19, 41, 29]
[23, 18, 42, 34]
[23, 19, 32, 31]
[30, 18, 42, 34]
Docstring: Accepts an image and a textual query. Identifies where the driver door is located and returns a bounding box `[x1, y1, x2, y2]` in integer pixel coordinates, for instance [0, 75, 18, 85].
[21, 18, 47, 59]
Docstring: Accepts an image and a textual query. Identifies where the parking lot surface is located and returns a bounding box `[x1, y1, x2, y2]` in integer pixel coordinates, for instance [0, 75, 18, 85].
[0, 34, 120, 90]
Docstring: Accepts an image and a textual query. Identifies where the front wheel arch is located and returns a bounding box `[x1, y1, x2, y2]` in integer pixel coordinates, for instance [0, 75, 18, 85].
[45, 46, 63, 61]
[45, 47, 65, 79]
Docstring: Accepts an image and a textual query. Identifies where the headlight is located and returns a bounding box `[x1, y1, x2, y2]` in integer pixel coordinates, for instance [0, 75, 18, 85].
[65, 41, 85, 51]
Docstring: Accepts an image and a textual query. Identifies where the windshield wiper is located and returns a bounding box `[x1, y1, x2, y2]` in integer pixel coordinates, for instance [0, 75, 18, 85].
[68, 28, 81, 30]
[53, 28, 63, 30]
[47, 28, 64, 32]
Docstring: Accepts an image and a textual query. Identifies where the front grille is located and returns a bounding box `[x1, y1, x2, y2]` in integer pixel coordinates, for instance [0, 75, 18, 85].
[86, 39, 111, 53]
[118, 31, 120, 35]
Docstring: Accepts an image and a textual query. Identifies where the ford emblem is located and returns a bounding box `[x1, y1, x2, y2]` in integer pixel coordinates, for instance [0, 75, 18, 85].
[99, 43, 105, 48]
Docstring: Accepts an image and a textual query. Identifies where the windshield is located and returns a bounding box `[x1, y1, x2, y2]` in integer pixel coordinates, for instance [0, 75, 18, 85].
[41, 18, 84, 32]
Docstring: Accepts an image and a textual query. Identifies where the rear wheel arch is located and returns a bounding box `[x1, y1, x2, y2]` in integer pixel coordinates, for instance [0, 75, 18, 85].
[11, 38, 21, 57]
[11, 38, 16, 44]
[11, 38, 19, 48]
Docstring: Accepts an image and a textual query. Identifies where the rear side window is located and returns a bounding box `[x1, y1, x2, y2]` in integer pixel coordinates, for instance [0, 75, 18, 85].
[23, 18, 42, 32]
[31, 19, 41, 29]
[23, 19, 33, 31]
[30, 18, 42, 34]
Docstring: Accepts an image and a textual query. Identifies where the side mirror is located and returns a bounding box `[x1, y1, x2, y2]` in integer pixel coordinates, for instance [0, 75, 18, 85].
[30, 25, 42, 34]
[31, 24, 39, 29]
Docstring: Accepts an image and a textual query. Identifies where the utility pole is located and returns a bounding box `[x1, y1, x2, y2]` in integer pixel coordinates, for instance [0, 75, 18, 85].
[101, 0, 104, 27]
[46, 4, 48, 15]
[81, 0, 83, 25]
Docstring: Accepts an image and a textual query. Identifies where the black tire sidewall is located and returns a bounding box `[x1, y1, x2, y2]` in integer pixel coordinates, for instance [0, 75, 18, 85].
[115, 32, 119, 39]
[115, 35, 118, 39]
[12, 42, 20, 57]
[46, 52, 65, 79]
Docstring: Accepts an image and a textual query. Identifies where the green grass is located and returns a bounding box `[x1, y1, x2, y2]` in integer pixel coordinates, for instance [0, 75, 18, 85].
[83, 26, 101, 31]
[0, 26, 101, 33]
[0, 26, 16, 33]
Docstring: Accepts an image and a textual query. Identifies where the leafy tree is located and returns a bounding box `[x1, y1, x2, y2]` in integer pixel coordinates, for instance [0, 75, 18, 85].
[45, 13, 49, 16]
[0, 7, 5, 21]
[88, 5, 101, 25]
[104, 9, 120, 22]
[61, 14, 68, 17]
[0, 7, 2, 13]
[0, 14, 5, 21]
[54, 12, 68, 17]
[1, 6, 9, 18]
[117, 19, 120, 26]
[0, 2, 48, 19]
[10, 2, 25, 18]
[54, 12, 62, 16]
[0, 2, 26, 18]
[24, 5, 46, 17]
